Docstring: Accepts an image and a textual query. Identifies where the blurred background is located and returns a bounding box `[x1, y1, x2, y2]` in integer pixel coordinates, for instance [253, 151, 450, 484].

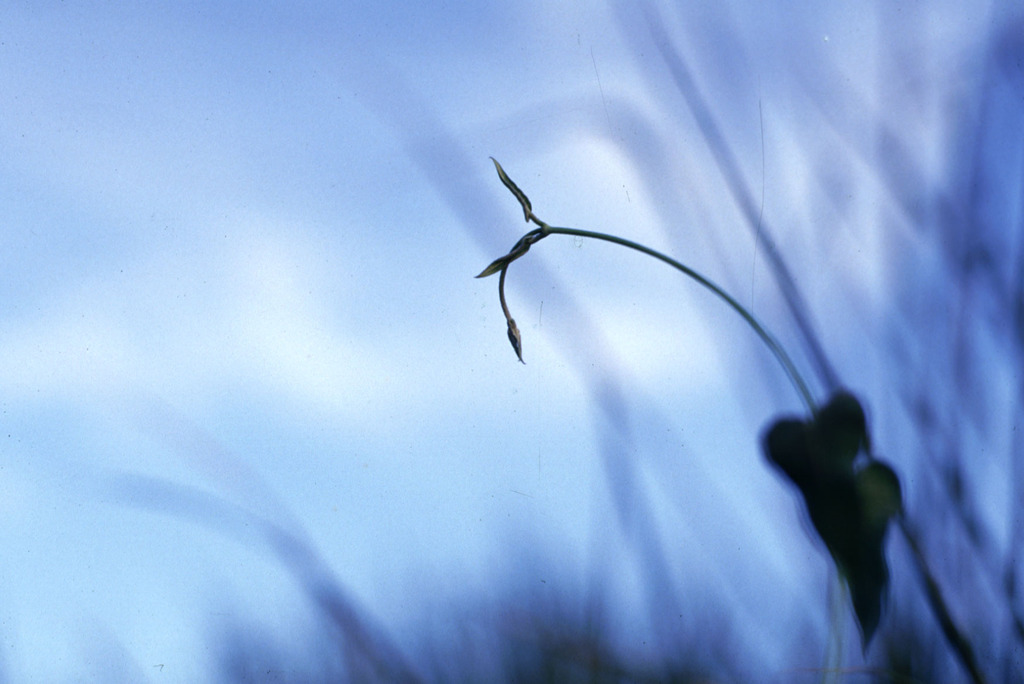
[1, 1, 1021, 681]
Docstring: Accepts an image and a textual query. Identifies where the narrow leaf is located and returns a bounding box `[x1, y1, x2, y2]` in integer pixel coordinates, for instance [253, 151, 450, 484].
[476, 256, 508, 279]
[491, 157, 533, 222]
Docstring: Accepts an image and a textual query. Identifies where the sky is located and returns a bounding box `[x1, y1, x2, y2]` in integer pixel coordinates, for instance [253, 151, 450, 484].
[1, 2, 1021, 682]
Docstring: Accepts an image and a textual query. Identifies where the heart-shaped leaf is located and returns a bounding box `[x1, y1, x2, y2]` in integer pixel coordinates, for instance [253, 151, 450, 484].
[847, 459, 901, 648]
[761, 390, 901, 650]
[764, 418, 814, 491]
[811, 390, 869, 472]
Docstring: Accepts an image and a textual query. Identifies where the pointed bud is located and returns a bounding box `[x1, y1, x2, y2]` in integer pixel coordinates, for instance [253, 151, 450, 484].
[507, 318, 524, 363]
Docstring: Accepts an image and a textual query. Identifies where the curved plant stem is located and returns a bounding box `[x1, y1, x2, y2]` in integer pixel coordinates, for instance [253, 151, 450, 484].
[498, 263, 524, 363]
[539, 224, 817, 412]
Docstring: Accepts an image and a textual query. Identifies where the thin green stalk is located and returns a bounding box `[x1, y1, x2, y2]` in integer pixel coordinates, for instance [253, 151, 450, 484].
[498, 263, 524, 363]
[538, 224, 816, 412]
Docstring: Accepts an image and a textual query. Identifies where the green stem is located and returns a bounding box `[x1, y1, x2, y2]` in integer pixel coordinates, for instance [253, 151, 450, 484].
[498, 263, 512, 322]
[538, 224, 817, 413]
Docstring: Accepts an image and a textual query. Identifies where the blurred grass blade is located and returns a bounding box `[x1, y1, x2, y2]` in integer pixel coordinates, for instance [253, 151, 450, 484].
[491, 157, 533, 222]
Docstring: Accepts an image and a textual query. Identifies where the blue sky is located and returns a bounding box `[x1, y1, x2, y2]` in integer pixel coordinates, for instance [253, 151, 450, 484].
[1, 2, 1020, 681]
